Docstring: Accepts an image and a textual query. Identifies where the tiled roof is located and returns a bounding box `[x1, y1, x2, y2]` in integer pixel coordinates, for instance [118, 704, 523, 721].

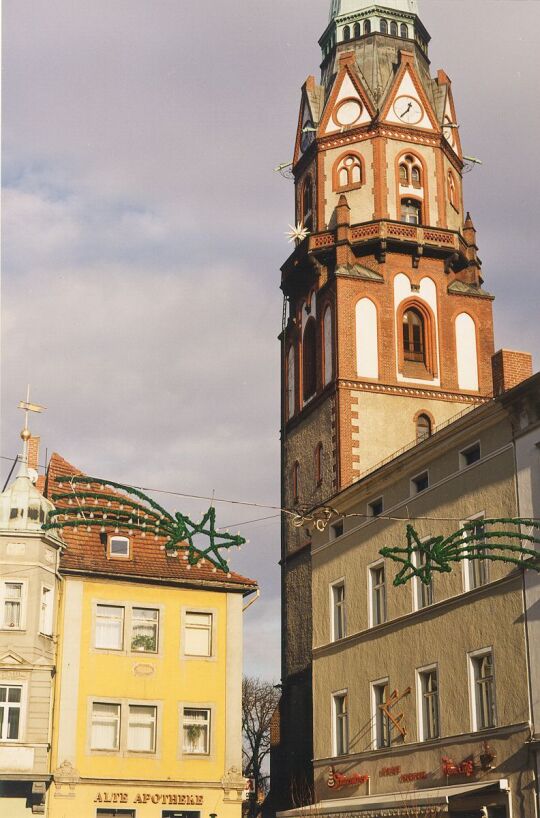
[44, 453, 257, 593]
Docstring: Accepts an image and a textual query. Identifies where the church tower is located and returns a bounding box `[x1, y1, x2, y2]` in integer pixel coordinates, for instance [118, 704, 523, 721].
[275, 0, 495, 808]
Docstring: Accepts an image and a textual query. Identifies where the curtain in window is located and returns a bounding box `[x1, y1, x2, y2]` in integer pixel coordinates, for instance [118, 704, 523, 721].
[4, 584, 22, 628]
[184, 613, 212, 656]
[131, 609, 158, 652]
[183, 708, 209, 754]
[128, 705, 156, 752]
[91, 703, 120, 750]
[95, 606, 124, 649]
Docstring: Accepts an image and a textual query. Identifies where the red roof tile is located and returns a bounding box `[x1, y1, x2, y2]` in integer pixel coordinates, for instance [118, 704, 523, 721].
[44, 453, 257, 593]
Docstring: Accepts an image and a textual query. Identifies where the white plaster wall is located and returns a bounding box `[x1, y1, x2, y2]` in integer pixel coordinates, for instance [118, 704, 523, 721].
[356, 298, 378, 378]
[385, 140, 437, 225]
[324, 74, 371, 135]
[55, 579, 83, 765]
[323, 141, 374, 227]
[225, 593, 243, 772]
[385, 71, 434, 131]
[455, 312, 479, 391]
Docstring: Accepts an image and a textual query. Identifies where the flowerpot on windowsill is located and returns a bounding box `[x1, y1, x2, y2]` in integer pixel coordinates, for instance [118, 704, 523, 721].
[131, 636, 156, 652]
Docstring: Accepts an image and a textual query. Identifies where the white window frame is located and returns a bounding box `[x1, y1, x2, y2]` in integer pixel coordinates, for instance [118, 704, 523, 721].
[371, 677, 391, 750]
[410, 470, 430, 496]
[130, 607, 159, 654]
[412, 538, 434, 611]
[367, 497, 384, 518]
[459, 440, 481, 470]
[39, 584, 54, 637]
[416, 664, 440, 741]
[462, 512, 490, 592]
[94, 604, 125, 651]
[108, 535, 130, 559]
[0, 682, 27, 742]
[368, 560, 387, 627]
[127, 704, 157, 753]
[330, 579, 346, 642]
[468, 647, 497, 732]
[182, 706, 211, 756]
[182, 610, 214, 658]
[88, 698, 161, 756]
[90, 701, 121, 752]
[332, 690, 349, 757]
[0, 579, 27, 631]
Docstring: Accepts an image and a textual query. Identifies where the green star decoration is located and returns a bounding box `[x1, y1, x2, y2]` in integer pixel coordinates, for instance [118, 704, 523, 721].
[42, 475, 246, 575]
[380, 519, 540, 587]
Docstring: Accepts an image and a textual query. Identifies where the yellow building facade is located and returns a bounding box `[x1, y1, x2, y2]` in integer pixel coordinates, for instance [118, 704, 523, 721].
[45, 454, 257, 818]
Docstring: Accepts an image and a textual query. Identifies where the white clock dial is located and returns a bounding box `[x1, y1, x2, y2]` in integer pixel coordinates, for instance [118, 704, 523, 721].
[394, 96, 423, 125]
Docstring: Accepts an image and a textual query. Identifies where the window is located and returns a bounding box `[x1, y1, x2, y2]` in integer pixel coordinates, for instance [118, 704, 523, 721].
[303, 318, 317, 400]
[411, 166, 421, 186]
[368, 498, 383, 518]
[364, 19, 371, 35]
[302, 178, 313, 231]
[131, 608, 159, 653]
[315, 443, 323, 487]
[335, 154, 362, 191]
[369, 563, 386, 626]
[331, 582, 346, 641]
[0, 685, 22, 740]
[401, 198, 421, 225]
[418, 668, 440, 740]
[333, 693, 348, 755]
[399, 163, 408, 184]
[400, 23, 408, 38]
[411, 471, 429, 494]
[292, 461, 300, 506]
[372, 680, 391, 748]
[183, 707, 210, 754]
[330, 519, 344, 540]
[390, 21, 398, 36]
[470, 651, 496, 730]
[91, 702, 121, 750]
[109, 536, 130, 558]
[448, 171, 458, 210]
[460, 442, 481, 469]
[343, 25, 350, 41]
[184, 612, 213, 657]
[95, 605, 124, 650]
[96, 811, 135, 817]
[416, 413, 432, 443]
[353, 22, 361, 38]
[127, 705, 156, 753]
[463, 516, 489, 590]
[403, 308, 425, 363]
[2, 582, 23, 629]
[286, 345, 295, 420]
[323, 306, 333, 385]
[40, 586, 54, 636]
[380, 18, 388, 34]
[399, 155, 422, 189]
[414, 546, 434, 609]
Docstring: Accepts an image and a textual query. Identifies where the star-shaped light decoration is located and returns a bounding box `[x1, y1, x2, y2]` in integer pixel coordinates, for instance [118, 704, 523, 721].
[43, 475, 246, 575]
[285, 222, 310, 244]
[380, 519, 540, 587]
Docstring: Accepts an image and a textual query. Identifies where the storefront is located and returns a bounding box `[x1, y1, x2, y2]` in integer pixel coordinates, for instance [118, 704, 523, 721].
[0, 775, 50, 816]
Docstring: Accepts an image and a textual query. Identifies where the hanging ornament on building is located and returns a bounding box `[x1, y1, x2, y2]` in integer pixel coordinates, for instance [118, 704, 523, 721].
[42, 475, 245, 574]
[285, 222, 310, 244]
[380, 519, 540, 587]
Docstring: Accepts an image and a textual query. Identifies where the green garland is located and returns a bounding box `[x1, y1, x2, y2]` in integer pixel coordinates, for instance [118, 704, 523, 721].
[380, 518, 540, 586]
[42, 475, 246, 575]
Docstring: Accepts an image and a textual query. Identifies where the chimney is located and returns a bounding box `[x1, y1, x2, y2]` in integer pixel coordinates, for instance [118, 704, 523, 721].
[27, 436, 41, 471]
[492, 350, 533, 396]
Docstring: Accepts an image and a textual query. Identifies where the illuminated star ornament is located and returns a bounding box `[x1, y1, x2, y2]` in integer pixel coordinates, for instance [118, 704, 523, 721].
[42, 475, 246, 575]
[380, 519, 540, 587]
[285, 222, 310, 244]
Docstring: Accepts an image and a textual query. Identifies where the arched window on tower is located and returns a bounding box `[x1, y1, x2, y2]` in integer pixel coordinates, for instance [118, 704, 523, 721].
[448, 171, 458, 210]
[323, 306, 333, 385]
[416, 414, 432, 443]
[335, 153, 363, 191]
[399, 163, 408, 184]
[286, 345, 295, 420]
[315, 443, 323, 487]
[303, 318, 317, 401]
[401, 198, 422, 225]
[380, 18, 388, 34]
[364, 19, 371, 35]
[390, 21, 398, 36]
[343, 25, 350, 41]
[353, 22, 361, 38]
[403, 308, 425, 363]
[400, 23, 409, 38]
[302, 177, 313, 231]
[411, 166, 421, 187]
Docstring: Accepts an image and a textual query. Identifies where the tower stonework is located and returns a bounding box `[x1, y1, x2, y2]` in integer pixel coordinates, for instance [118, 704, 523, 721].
[275, 0, 495, 810]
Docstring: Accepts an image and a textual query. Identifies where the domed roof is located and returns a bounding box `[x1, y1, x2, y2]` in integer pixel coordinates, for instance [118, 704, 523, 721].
[331, 0, 419, 17]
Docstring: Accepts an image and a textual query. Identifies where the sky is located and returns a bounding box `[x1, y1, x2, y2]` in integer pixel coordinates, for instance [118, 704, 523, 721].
[2, 0, 539, 681]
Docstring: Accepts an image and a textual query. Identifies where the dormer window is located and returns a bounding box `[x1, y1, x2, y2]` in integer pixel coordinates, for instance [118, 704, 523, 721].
[380, 18, 388, 34]
[109, 536, 130, 559]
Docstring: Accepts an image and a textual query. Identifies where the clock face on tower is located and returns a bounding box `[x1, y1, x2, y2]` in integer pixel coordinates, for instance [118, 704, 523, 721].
[394, 96, 423, 125]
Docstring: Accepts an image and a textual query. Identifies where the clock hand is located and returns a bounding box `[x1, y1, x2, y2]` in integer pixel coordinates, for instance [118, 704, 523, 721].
[400, 102, 413, 119]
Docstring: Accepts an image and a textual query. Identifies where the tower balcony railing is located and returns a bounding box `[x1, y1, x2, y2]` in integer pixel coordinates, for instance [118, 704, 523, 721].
[308, 219, 466, 254]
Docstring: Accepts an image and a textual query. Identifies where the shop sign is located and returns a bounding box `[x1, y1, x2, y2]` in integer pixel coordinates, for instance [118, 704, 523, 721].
[379, 766, 401, 777]
[94, 792, 204, 805]
[327, 767, 369, 790]
[398, 771, 428, 783]
[442, 757, 474, 777]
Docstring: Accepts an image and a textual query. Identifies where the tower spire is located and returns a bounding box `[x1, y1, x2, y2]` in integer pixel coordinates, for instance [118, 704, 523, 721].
[17, 386, 46, 477]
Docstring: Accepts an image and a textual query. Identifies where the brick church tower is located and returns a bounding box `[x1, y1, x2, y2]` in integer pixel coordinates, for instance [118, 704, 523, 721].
[275, 0, 495, 809]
